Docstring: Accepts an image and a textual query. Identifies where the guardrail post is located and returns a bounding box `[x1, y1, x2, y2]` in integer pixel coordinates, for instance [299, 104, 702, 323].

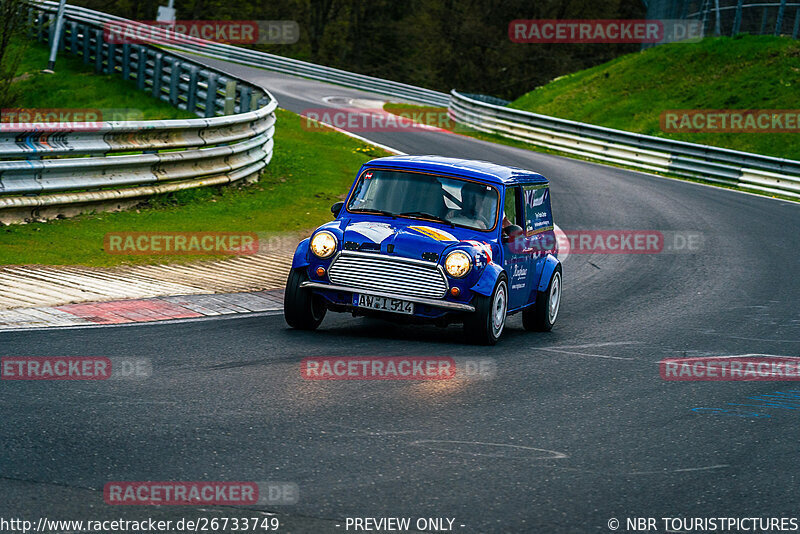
[186, 66, 199, 114]
[204, 73, 219, 117]
[224, 80, 237, 115]
[732, 0, 744, 35]
[36, 12, 44, 42]
[152, 53, 163, 98]
[107, 43, 117, 74]
[94, 29, 103, 73]
[136, 46, 148, 90]
[169, 58, 181, 107]
[121, 44, 131, 80]
[239, 85, 252, 113]
[68, 21, 77, 54]
[776, 0, 787, 35]
[46, 13, 55, 44]
[250, 90, 262, 112]
[82, 24, 91, 63]
[26, 8, 34, 39]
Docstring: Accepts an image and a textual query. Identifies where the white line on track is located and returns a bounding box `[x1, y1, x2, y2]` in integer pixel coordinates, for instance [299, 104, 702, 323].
[537, 348, 635, 361]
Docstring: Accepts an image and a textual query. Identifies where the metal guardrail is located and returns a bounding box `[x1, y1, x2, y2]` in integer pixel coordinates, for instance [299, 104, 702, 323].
[449, 90, 800, 199]
[0, 7, 278, 223]
[32, 1, 450, 107]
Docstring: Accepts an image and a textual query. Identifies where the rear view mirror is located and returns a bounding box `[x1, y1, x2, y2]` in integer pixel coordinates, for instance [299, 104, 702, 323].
[331, 201, 344, 217]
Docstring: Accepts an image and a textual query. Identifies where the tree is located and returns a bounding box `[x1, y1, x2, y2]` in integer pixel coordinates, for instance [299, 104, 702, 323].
[0, 0, 25, 107]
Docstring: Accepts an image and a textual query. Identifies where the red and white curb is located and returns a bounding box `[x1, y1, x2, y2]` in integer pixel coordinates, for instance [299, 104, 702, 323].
[0, 290, 284, 331]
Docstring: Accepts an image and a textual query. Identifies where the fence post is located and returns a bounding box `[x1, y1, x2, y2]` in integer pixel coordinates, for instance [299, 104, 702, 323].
[760, 7, 768, 34]
[224, 80, 237, 115]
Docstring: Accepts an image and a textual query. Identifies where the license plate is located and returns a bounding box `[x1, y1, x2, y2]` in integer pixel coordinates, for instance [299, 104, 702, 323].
[352, 294, 414, 315]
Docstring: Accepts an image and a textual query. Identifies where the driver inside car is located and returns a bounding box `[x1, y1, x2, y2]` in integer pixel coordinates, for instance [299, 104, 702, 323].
[446, 184, 492, 229]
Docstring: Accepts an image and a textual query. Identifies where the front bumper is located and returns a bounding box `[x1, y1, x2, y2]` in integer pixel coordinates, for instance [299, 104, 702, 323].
[300, 281, 476, 313]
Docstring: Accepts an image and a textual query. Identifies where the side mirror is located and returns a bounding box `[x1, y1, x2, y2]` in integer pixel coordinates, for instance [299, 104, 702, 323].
[331, 201, 344, 217]
[502, 224, 524, 243]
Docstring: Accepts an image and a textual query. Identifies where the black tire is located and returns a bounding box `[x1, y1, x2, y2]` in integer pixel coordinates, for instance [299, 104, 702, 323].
[523, 266, 562, 332]
[284, 267, 326, 330]
[464, 274, 508, 345]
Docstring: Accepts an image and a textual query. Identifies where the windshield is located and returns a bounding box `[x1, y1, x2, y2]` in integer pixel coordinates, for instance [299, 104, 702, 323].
[346, 169, 499, 230]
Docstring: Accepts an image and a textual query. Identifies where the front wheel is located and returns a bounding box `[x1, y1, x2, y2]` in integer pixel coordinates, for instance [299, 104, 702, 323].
[523, 266, 561, 332]
[284, 267, 326, 330]
[464, 275, 508, 345]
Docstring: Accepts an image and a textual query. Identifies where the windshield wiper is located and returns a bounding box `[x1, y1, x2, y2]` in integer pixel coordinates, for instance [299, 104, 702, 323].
[350, 208, 397, 218]
[400, 211, 454, 227]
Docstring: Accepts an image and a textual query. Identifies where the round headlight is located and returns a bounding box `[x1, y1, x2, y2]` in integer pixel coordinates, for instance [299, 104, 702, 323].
[444, 250, 472, 278]
[310, 231, 337, 258]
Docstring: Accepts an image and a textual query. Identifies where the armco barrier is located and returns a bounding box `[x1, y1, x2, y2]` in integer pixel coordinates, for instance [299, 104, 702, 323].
[0, 8, 277, 223]
[449, 90, 800, 199]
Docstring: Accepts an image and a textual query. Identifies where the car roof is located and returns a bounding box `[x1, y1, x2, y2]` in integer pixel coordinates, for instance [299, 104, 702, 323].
[362, 155, 548, 186]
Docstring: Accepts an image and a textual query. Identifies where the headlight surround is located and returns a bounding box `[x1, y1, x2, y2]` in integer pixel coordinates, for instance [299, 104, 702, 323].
[310, 231, 337, 258]
[444, 250, 472, 278]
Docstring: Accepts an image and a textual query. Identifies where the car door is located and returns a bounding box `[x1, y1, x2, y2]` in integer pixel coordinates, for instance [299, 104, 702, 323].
[501, 185, 531, 310]
[521, 183, 556, 304]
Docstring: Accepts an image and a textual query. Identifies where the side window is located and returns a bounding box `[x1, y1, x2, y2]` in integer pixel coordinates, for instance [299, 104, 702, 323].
[503, 186, 523, 227]
[523, 185, 553, 233]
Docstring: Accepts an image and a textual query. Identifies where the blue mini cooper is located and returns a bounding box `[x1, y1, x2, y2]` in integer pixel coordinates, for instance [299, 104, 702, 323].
[284, 155, 562, 345]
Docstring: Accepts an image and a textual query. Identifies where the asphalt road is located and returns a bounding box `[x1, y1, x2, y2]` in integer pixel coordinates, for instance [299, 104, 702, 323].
[1, 58, 799, 533]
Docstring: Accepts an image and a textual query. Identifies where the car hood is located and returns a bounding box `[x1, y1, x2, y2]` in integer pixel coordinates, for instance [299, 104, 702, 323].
[319, 218, 497, 264]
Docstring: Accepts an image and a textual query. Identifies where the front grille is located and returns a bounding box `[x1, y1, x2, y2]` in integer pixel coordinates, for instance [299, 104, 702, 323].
[328, 252, 448, 299]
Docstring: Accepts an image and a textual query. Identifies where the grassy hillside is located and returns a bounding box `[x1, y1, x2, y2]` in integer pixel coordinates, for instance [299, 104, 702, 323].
[509, 35, 800, 160]
[6, 38, 195, 120]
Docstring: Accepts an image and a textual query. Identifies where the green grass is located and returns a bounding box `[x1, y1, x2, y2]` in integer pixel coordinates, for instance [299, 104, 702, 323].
[7, 38, 195, 120]
[0, 108, 387, 266]
[509, 35, 800, 160]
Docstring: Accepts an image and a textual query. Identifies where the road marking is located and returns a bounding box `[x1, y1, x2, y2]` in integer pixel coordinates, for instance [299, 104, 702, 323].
[410, 440, 568, 459]
[537, 348, 635, 361]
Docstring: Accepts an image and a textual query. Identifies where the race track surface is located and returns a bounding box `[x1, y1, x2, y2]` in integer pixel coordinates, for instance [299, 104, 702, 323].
[2, 57, 799, 533]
